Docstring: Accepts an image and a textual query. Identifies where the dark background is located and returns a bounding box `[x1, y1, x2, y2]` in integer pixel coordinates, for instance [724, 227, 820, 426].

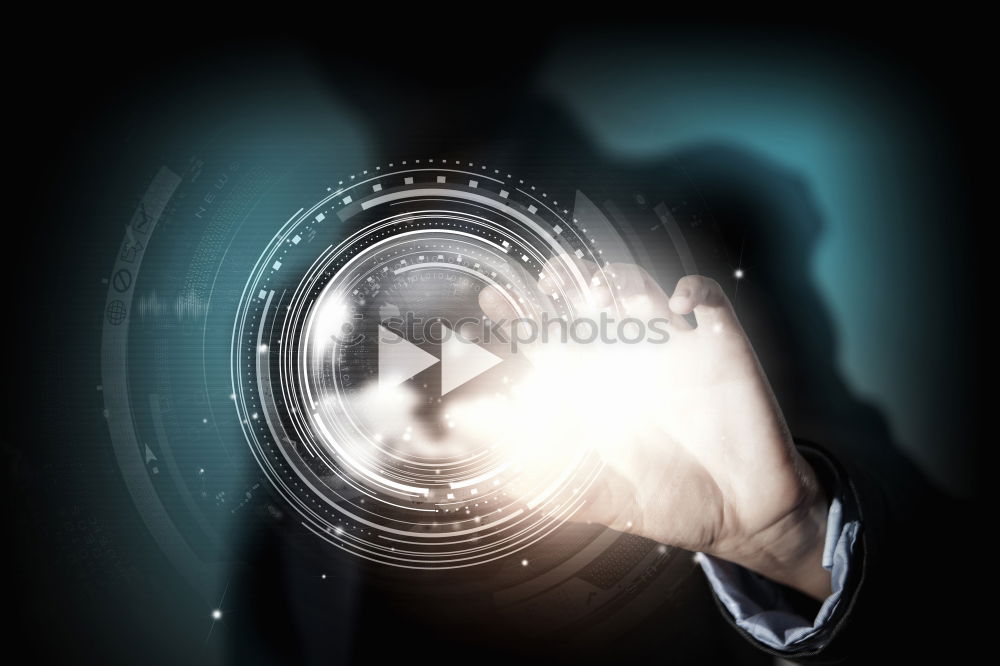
[9, 20, 984, 664]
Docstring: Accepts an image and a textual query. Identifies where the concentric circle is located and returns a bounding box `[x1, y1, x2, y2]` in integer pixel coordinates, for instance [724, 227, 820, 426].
[232, 163, 633, 568]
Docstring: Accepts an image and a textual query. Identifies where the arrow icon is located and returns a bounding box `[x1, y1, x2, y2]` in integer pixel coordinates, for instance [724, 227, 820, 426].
[378, 325, 439, 390]
[440, 326, 503, 395]
[377, 324, 503, 395]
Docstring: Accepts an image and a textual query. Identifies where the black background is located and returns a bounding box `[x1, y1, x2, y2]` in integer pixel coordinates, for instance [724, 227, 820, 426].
[10, 19, 985, 664]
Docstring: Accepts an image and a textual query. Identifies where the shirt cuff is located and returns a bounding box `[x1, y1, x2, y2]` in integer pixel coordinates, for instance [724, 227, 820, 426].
[694, 496, 862, 651]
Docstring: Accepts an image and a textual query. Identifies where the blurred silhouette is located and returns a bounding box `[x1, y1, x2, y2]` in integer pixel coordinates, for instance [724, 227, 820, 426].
[223, 54, 971, 665]
[11, 28, 983, 666]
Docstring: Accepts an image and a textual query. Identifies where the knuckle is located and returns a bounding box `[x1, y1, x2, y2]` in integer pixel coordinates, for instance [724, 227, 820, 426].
[685, 275, 719, 293]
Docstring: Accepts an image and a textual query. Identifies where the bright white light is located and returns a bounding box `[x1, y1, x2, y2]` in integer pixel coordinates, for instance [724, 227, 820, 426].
[211, 609, 222, 620]
[311, 297, 353, 348]
[734, 268, 744, 279]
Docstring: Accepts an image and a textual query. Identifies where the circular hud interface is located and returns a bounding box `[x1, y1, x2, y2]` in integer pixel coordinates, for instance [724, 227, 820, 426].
[233, 164, 623, 568]
[102, 156, 700, 641]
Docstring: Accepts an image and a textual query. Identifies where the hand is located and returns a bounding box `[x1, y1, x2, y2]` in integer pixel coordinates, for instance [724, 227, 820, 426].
[472, 260, 833, 601]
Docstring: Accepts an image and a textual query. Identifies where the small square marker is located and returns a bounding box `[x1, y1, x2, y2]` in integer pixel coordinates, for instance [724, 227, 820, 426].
[372, 184, 383, 192]
[404, 177, 414, 185]
[499, 190, 509, 198]
[315, 213, 326, 222]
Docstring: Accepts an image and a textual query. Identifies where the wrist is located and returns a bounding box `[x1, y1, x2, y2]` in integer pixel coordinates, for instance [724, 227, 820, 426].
[721, 487, 833, 601]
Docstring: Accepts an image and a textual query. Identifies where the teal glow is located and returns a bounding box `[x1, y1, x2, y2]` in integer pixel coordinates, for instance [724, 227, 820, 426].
[541, 44, 966, 492]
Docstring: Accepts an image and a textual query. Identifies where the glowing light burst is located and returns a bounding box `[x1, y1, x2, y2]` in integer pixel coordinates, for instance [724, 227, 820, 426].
[231, 162, 646, 568]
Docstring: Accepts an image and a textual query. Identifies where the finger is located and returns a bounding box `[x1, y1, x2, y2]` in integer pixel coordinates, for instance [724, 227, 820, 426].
[478, 285, 548, 360]
[605, 263, 692, 331]
[604, 262, 647, 296]
[668, 275, 740, 333]
[640, 269, 693, 331]
[618, 265, 669, 311]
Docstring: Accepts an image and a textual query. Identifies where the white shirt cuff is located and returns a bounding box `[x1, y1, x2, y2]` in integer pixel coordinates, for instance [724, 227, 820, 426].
[693, 496, 861, 650]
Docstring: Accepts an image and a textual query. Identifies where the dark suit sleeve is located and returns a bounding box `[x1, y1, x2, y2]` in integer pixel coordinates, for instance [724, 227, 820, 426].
[706, 438, 886, 663]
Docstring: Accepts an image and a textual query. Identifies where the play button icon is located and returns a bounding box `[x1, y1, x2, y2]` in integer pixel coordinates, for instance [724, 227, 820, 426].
[378, 324, 502, 395]
[378, 325, 440, 390]
[440, 327, 503, 395]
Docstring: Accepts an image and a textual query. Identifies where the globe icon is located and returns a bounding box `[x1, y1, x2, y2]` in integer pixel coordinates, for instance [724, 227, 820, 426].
[106, 300, 127, 325]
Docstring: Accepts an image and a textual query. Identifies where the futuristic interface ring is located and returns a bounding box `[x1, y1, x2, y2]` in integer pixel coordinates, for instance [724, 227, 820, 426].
[231, 163, 632, 569]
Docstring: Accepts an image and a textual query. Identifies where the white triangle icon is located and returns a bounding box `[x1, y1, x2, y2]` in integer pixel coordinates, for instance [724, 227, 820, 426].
[378, 325, 439, 389]
[440, 325, 503, 395]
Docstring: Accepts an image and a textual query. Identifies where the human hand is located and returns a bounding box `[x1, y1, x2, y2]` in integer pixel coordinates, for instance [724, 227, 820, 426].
[470, 260, 832, 600]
